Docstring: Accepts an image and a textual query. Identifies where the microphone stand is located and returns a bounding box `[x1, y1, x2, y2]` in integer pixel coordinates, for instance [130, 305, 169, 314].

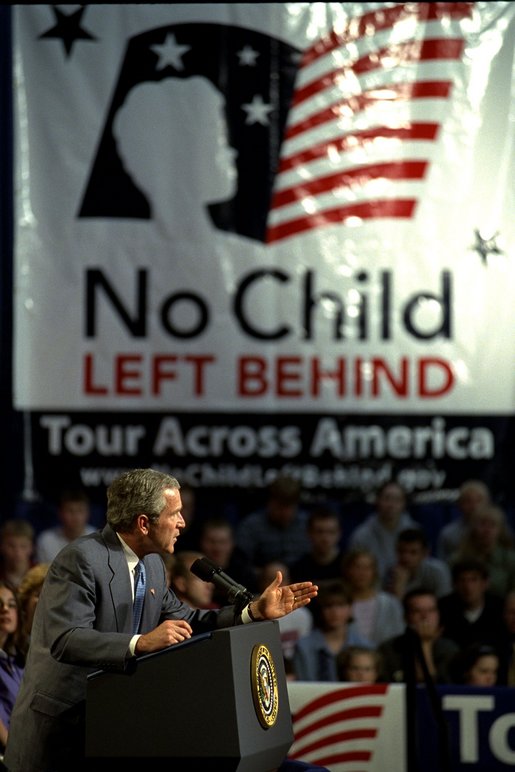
[403, 627, 452, 772]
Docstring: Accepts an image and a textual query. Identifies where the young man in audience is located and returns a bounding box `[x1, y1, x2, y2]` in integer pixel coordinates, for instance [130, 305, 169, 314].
[235, 475, 310, 571]
[378, 587, 459, 684]
[0, 520, 35, 589]
[35, 488, 96, 563]
[289, 504, 344, 585]
[438, 559, 505, 650]
[346, 481, 418, 582]
[383, 527, 452, 600]
[198, 516, 259, 606]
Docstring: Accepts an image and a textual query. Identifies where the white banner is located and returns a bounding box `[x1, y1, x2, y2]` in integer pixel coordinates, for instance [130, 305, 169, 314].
[287, 681, 406, 771]
[13, 3, 515, 413]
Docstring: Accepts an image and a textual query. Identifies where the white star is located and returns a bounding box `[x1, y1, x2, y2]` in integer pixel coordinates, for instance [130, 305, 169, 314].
[237, 45, 259, 66]
[242, 94, 273, 126]
[151, 34, 191, 72]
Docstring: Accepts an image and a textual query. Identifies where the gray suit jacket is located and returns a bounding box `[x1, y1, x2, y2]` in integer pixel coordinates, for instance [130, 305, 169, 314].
[4, 524, 239, 772]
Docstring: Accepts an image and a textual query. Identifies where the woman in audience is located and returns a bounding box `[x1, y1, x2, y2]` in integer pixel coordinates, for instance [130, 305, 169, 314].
[450, 643, 500, 686]
[341, 547, 405, 646]
[337, 645, 381, 683]
[293, 579, 372, 681]
[0, 581, 24, 755]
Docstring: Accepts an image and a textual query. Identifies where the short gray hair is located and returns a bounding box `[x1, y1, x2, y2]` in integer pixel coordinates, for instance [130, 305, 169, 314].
[106, 468, 180, 531]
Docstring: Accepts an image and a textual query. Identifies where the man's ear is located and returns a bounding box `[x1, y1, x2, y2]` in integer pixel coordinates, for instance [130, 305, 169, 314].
[136, 513, 149, 535]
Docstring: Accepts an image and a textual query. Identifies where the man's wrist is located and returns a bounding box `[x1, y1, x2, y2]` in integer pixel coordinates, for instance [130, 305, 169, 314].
[245, 601, 263, 622]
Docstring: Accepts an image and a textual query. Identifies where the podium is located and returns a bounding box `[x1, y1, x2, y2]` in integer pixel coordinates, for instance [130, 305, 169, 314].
[85, 620, 294, 771]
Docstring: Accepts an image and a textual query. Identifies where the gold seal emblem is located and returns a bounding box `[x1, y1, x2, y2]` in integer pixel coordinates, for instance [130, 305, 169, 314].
[250, 643, 279, 729]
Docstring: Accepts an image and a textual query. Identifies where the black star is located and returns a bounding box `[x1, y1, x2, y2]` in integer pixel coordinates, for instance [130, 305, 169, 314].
[39, 6, 96, 58]
[472, 229, 503, 265]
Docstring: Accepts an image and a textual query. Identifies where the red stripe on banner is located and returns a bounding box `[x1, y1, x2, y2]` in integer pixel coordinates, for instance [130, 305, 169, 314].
[266, 199, 416, 243]
[293, 39, 463, 106]
[293, 705, 383, 741]
[286, 82, 452, 139]
[292, 728, 377, 757]
[271, 161, 428, 209]
[354, 37, 465, 76]
[292, 685, 388, 721]
[302, 2, 473, 65]
[278, 123, 440, 172]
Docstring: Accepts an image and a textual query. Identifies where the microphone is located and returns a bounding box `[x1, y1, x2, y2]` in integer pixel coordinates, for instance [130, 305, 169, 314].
[190, 556, 254, 611]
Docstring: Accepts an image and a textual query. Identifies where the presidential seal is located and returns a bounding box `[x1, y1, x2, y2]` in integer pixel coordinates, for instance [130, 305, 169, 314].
[250, 643, 279, 729]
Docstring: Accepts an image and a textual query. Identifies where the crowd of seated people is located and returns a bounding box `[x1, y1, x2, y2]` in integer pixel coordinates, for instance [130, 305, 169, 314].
[1, 471, 515, 760]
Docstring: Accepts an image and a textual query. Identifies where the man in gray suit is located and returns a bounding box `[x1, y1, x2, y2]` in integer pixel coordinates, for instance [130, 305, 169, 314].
[4, 468, 317, 772]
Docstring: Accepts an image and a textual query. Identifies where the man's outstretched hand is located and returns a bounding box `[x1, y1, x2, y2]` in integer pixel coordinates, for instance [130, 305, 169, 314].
[250, 572, 318, 620]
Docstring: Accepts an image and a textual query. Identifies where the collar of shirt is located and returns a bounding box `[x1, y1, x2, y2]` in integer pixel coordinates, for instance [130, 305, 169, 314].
[116, 533, 141, 596]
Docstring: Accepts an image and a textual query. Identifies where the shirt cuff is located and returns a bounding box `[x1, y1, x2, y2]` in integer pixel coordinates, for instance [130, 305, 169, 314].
[241, 604, 253, 624]
[129, 634, 141, 655]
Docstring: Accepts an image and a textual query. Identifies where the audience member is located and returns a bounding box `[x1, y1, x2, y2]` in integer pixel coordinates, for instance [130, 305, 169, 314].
[436, 479, 492, 562]
[293, 579, 372, 682]
[164, 550, 217, 609]
[4, 468, 318, 772]
[197, 516, 258, 606]
[0, 521, 35, 590]
[378, 588, 459, 684]
[289, 504, 344, 585]
[258, 561, 313, 665]
[493, 589, 515, 686]
[448, 504, 515, 597]
[450, 642, 500, 686]
[438, 559, 505, 650]
[346, 481, 418, 582]
[235, 475, 310, 571]
[35, 488, 96, 563]
[337, 645, 381, 683]
[0, 581, 24, 755]
[383, 528, 452, 600]
[341, 547, 405, 646]
[16, 563, 50, 658]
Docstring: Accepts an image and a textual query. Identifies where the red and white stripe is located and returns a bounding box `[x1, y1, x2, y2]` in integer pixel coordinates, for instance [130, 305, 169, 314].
[266, 2, 473, 243]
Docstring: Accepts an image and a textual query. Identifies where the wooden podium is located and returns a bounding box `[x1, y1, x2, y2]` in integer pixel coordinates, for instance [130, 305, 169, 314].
[85, 620, 294, 771]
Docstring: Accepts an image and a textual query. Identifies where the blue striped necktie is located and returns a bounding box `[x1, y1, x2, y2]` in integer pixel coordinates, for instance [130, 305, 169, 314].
[132, 560, 146, 634]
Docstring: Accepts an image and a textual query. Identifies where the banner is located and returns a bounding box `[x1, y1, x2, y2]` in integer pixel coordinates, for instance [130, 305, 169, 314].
[12, 4, 515, 504]
[287, 682, 515, 771]
[288, 681, 406, 771]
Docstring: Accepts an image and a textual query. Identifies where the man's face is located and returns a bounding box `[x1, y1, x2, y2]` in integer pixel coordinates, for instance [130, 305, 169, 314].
[459, 486, 489, 521]
[267, 500, 297, 528]
[147, 488, 185, 555]
[455, 571, 488, 607]
[309, 518, 341, 553]
[397, 541, 426, 570]
[200, 527, 234, 567]
[0, 536, 33, 567]
[60, 501, 89, 539]
[376, 484, 406, 525]
[406, 594, 440, 640]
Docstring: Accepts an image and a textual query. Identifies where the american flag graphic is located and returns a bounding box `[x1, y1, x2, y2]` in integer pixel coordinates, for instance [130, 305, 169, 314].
[288, 684, 389, 771]
[266, 2, 473, 243]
